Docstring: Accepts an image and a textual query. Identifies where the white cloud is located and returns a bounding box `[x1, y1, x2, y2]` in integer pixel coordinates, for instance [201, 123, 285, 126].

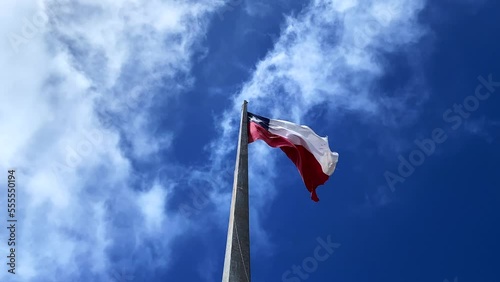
[237, 0, 427, 122]
[0, 0, 225, 281]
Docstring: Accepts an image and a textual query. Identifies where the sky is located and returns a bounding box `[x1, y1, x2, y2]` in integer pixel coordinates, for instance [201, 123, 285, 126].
[0, 0, 499, 281]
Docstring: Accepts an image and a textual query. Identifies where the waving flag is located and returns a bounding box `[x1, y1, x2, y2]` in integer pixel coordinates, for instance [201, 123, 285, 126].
[247, 112, 339, 202]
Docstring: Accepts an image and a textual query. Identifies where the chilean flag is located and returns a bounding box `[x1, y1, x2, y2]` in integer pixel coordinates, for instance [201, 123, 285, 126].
[248, 112, 339, 202]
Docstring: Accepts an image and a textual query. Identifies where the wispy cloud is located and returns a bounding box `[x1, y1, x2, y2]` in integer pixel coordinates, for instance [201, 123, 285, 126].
[0, 0, 225, 281]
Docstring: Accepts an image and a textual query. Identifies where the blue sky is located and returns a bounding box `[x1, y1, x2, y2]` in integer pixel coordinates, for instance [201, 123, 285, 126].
[1, 0, 499, 281]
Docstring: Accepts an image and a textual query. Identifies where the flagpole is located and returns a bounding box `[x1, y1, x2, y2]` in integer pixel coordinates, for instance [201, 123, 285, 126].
[222, 100, 251, 282]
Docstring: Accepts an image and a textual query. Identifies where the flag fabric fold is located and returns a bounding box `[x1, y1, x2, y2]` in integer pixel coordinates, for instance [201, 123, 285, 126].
[247, 112, 339, 202]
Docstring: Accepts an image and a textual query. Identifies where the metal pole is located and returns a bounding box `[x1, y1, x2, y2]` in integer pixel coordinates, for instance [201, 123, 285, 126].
[222, 100, 250, 282]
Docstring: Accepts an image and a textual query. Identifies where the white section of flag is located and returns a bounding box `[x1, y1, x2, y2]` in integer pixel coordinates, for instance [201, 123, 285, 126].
[267, 118, 339, 175]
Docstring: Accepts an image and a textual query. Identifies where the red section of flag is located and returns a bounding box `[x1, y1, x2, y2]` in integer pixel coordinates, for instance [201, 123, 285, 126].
[248, 121, 329, 202]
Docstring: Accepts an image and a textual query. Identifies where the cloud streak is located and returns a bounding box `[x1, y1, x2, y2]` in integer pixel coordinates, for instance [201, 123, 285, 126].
[0, 0, 225, 281]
